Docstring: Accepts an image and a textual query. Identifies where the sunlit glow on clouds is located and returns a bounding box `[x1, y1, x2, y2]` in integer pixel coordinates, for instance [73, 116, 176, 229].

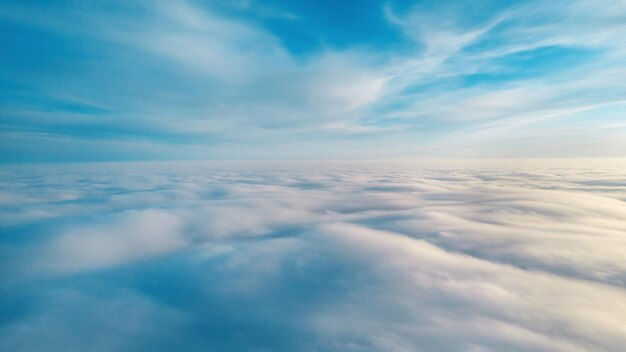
[2, 160, 626, 351]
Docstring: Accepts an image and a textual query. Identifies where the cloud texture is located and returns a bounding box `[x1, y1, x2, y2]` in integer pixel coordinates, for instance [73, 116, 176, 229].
[2, 160, 626, 351]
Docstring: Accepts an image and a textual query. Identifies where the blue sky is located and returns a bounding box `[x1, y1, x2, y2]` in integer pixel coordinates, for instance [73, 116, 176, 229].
[1, 0, 625, 161]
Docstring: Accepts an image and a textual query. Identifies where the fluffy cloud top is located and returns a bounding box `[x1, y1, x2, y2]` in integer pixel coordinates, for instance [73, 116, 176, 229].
[2, 160, 626, 351]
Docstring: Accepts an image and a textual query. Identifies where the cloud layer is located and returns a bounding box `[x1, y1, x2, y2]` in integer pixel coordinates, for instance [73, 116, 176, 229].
[2, 160, 626, 351]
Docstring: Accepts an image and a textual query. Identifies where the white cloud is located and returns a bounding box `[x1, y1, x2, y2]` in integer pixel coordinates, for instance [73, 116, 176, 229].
[3, 160, 626, 350]
[41, 209, 186, 272]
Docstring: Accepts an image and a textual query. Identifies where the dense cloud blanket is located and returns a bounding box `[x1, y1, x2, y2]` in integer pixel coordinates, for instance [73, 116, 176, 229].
[1, 160, 626, 351]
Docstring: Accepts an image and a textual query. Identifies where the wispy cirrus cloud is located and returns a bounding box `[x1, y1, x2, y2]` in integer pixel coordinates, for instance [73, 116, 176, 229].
[1, 0, 625, 161]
